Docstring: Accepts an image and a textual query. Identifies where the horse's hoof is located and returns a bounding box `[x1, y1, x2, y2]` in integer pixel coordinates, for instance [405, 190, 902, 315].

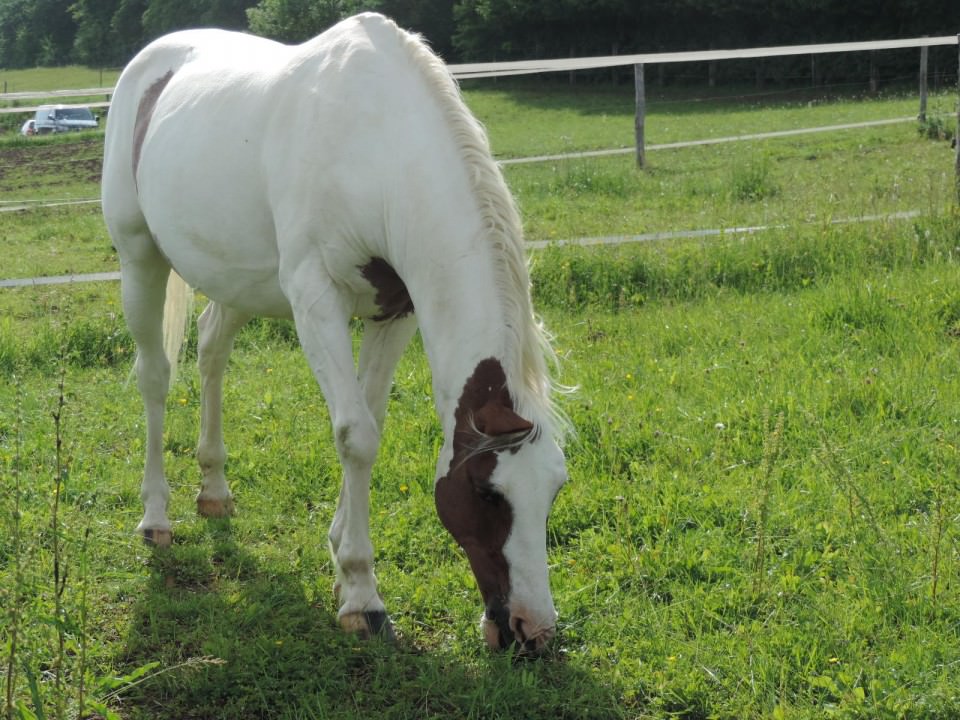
[197, 495, 234, 518]
[141, 528, 173, 547]
[340, 611, 397, 642]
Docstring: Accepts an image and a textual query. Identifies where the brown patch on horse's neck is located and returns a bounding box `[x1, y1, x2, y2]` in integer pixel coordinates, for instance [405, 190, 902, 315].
[435, 358, 533, 606]
[360, 257, 414, 321]
[452, 358, 532, 447]
[132, 70, 175, 189]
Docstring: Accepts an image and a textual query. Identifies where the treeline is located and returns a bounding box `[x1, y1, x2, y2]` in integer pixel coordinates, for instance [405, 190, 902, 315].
[0, 0, 957, 73]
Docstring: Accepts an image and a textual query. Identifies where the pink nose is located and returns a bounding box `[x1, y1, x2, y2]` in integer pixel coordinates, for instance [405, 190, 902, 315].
[481, 610, 556, 655]
[510, 613, 557, 655]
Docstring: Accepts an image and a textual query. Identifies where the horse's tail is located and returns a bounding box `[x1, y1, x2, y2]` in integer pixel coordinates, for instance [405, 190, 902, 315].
[162, 270, 194, 390]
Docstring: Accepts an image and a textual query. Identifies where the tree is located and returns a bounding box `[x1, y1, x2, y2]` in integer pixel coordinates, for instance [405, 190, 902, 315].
[376, 0, 456, 58]
[0, 0, 76, 67]
[246, 0, 372, 43]
[142, 0, 206, 37]
[71, 0, 121, 66]
[111, 0, 149, 61]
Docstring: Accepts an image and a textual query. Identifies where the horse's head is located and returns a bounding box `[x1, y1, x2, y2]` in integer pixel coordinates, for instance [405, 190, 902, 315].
[435, 358, 567, 655]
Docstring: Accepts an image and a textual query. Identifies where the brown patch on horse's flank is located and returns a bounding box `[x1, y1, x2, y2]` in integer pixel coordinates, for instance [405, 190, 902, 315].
[435, 358, 534, 607]
[360, 258, 414, 321]
[132, 70, 175, 186]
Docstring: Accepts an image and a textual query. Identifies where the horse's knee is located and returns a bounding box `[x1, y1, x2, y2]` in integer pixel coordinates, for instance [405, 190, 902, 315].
[333, 413, 379, 469]
[136, 352, 170, 401]
[197, 438, 227, 474]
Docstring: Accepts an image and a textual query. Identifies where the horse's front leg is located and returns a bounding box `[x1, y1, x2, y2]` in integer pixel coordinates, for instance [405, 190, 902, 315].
[282, 262, 392, 639]
[329, 315, 417, 638]
[195, 302, 249, 517]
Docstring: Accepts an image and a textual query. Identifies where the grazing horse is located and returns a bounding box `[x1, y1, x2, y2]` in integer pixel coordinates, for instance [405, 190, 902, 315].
[102, 13, 570, 653]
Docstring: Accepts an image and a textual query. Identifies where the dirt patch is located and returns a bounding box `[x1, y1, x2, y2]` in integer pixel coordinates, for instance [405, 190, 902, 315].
[0, 138, 103, 193]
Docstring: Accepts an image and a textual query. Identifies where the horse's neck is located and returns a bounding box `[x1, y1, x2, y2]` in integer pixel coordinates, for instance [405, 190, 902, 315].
[409, 250, 518, 437]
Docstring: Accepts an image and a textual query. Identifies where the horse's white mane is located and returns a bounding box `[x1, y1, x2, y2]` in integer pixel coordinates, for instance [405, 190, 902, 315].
[391, 20, 570, 441]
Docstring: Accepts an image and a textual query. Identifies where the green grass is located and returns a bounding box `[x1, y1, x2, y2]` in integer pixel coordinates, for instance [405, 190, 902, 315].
[2, 80, 960, 719]
[504, 124, 955, 242]
[3, 228, 959, 718]
[0, 66, 119, 95]
[462, 82, 955, 158]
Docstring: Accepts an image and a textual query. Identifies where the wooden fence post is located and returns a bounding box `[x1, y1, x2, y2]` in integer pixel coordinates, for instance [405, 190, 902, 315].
[919, 44, 928, 121]
[634, 63, 646, 168]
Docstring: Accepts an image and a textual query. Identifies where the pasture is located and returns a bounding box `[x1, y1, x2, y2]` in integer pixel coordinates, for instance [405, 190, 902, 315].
[1, 78, 959, 719]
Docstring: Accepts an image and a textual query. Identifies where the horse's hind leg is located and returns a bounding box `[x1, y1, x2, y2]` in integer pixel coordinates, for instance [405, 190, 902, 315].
[195, 302, 249, 518]
[121, 256, 175, 546]
[357, 316, 417, 435]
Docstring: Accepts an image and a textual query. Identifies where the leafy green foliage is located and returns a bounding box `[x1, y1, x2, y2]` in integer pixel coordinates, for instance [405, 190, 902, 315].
[245, 0, 369, 44]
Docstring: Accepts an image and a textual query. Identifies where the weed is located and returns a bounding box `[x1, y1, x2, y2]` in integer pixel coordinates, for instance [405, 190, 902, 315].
[752, 412, 784, 599]
[550, 163, 636, 198]
[0, 319, 16, 375]
[3, 382, 23, 720]
[730, 154, 779, 201]
[50, 365, 67, 720]
[917, 114, 956, 143]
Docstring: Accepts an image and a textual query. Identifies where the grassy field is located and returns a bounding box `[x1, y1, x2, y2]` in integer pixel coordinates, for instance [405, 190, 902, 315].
[1, 75, 959, 719]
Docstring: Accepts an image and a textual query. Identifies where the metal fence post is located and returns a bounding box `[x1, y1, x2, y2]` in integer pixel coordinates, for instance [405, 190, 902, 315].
[919, 43, 928, 121]
[955, 34, 960, 203]
[634, 63, 646, 168]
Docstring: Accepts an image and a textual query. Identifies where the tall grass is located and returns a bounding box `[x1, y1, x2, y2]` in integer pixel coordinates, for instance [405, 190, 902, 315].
[531, 211, 959, 310]
[0, 211, 956, 377]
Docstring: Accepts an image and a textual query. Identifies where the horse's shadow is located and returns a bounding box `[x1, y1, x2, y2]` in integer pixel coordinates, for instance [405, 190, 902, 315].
[120, 519, 621, 720]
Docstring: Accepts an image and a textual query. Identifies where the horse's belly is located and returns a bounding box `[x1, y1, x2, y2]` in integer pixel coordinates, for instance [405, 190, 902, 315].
[185, 263, 290, 318]
[144, 207, 290, 317]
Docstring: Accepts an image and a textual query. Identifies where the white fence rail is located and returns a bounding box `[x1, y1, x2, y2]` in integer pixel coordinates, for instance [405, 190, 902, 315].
[448, 35, 959, 79]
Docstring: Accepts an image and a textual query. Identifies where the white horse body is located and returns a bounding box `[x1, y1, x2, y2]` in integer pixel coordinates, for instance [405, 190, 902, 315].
[106, 21, 473, 320]
[103, 13, 567, 653]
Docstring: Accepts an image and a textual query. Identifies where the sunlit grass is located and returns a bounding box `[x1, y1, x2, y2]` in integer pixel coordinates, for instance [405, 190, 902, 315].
[0, 65, 119, 94]
[463, 81, 954, 158]
[506, 124, 955, 241]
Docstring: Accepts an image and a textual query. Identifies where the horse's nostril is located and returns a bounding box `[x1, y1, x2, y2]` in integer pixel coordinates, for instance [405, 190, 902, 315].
[514, 617, 528, 644]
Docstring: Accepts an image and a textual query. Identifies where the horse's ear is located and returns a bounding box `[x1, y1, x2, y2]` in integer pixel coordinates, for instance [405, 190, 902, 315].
[475, 401, 534, 437]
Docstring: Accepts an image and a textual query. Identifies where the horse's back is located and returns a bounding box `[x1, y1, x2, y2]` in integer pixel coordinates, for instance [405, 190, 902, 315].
[103, 14, 475, 317]
[103, 29, 283, 254]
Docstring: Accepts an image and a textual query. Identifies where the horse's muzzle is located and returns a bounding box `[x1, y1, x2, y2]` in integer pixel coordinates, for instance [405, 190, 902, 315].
[482, 598, 556, 657]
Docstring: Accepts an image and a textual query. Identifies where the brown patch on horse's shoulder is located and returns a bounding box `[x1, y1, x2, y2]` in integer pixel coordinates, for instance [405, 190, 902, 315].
[132, 70, 175, 186]
[360, 257, 414, 321]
